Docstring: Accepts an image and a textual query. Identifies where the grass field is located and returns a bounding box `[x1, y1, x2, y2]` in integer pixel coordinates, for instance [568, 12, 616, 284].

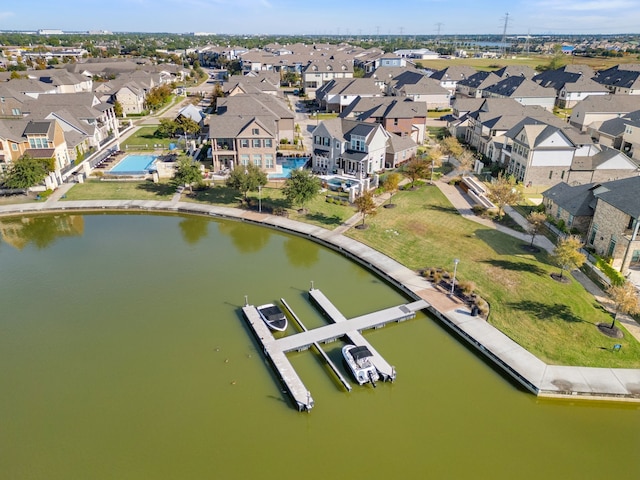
[62, 179, 175, 201]
[119, 126, 176, 151]
[346, 185, 640, 368]
[414, 54, 640, 72]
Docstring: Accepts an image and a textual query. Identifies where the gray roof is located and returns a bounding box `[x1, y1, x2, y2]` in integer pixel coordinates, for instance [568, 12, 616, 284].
[429, 65, 477, 82]
[492, 65, 537, 79]
[340, 96, 427, 120]
[386, 133, 417, 153]
[505, 116, 593, 146]
[591, 176, 640, 219]
[482, 76, 556, 99]
[597, 110, 640, 137]
[594, 64, 640, 90]
[23, 120, 53, 135]
[208, 115, 274, 138]
[572, 94, 640, 113]
[542, 182, 596, 216]
[316, 78, 381, 99]
[457, 71, 501, 89]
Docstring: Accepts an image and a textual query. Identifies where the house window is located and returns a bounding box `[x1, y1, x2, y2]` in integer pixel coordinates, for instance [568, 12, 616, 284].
[549, 170, 553, 180]
[264, 154, 274, 168]
[11, 108, 20, 115]
[240, 139, 249, 148]
[561, 170, 565, 180]
[557, 207, 563, 219]
[627, 216, 635, 230]
[568, 214, 574, 226]
[253, 154, 262, 166]
[252, 128, 259, 135]
[589, 224, 598, 245]
[607, 237, 617, 257]
[11, 143, 18, 151]
[393, 118, 398, 126]
[29, 137, 48, 149]
[240, 154, 249, 166]
[335, 140, 339, 148]
[252, 139, 261, 148]
[264, 139, 272, 148]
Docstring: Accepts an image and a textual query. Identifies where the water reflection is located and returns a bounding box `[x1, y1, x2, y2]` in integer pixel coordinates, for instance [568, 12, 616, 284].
[0, 215, 84, 250]
[217, 220, 271, 253]
[283, 237, 319, 268]
[178, 216, 209, 245]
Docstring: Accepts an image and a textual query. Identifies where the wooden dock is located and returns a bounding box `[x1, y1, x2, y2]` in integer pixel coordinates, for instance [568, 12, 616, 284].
[241, 289, 428, 411]
[241, 305, 314, 411]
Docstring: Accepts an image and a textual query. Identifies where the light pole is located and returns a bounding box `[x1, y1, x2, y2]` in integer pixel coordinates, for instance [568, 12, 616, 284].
[258, 185, 262, 213]
[450, 258, 459, 296]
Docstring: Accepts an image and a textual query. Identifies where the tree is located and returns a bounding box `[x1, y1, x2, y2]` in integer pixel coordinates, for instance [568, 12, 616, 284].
[526, 211, 547, 247]
[439, 136, 463, 164]
[113, 100, 123, 118]
[172, 156, 202, 192]
[226, 163, 267, 202]
[381, 172, 401, 206]
[606, 281, 640, 330]
[2, 154, 48, 189]
[156, 118, 178, 138]
[486, 172, 523, 220]
[457, 149, 475, 175]
[402, 157, 430, 188]
[552, 235, 586, 279]
[354, 190, 377, 228]
[282, 169, 321, 211]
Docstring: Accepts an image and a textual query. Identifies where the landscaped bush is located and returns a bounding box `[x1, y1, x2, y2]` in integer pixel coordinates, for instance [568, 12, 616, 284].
[471, 204, 487, 215]
[458, 279, 476, 296]
[594, 254, 626, 286]
[475, 298, 490, 317]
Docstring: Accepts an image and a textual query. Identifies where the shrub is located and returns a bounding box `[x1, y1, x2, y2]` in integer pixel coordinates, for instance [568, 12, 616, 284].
[458, 280, 476, 296]
[475, 298, 490, 317]
[471, 204, 487, 215]
[594, 254, 626, 286]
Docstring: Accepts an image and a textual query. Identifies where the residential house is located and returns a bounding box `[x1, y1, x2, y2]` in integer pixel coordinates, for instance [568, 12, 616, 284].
[492, 65, 537, 79]
[465, 98, 558, 162]
[621, 112, 640, 162]
[427, 65, 478, 96]
[207, 116, 277, 174]
[30, 70, 93, 94]
[302, 59, 354, 99]
[532, 65, 606, 108]
[544, 177, 640, 274]
[215, 93, 294, 142]
[0, 119, 70, 175]
[502, 118, 637, 187]
[589, 110, 640, 151]
[224, 73, 281, 96]
[568, 94, 640, 131]
[316, 78, 382, 113]
[393, 49, 439, 60]
[455, 71, 501, 98]
[385, 133, 418, 168]
[593, 64, 640, 95]
[542, 181, 597, 234]
[340, 96, 427, 144]
[311, 118, 390, 177]
[390, 75, 451, 110]
[481, 76, 557, 110]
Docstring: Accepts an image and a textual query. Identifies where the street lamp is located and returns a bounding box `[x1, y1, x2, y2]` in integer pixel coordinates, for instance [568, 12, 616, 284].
[450, 258, 460, 296]
[258, 185, 262, 213]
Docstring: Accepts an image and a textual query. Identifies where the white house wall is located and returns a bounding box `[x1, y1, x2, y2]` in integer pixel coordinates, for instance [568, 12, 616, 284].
[530, 149, 573, 167]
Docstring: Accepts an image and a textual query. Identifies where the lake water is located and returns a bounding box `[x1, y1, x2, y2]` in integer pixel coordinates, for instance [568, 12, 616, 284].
[0, 214, 638, 479]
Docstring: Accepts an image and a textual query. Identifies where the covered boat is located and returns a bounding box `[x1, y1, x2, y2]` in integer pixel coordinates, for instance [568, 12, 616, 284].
[342, 344, 379, 386]
[256, 303, 288, 332]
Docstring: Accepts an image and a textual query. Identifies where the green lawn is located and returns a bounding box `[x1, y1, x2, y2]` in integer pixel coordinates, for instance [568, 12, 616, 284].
[347, 186, 640, 368]
[120, 126, 177, 151]
[63, 179, 176, 201]
[185, 184, 354, 229]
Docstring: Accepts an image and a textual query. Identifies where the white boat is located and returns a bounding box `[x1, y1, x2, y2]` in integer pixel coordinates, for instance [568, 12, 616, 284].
[342, 344, 380, 387]
[256, 303, 288, 332]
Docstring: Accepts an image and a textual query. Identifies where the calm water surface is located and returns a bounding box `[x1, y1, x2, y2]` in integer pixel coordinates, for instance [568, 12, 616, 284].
[0, 214, 638, 479]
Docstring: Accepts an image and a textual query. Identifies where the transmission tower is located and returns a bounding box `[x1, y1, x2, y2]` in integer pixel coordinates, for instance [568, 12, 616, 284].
[435, 22, 443, 43]
[500, 13, 510, 57]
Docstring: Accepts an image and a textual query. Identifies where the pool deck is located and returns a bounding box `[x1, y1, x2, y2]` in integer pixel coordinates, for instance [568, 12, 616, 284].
[1, 190, 639, 403]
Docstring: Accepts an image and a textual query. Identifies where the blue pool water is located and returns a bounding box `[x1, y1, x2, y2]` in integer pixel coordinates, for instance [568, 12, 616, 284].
[268, 157, 309, 179]
[110, 154, 157, 174]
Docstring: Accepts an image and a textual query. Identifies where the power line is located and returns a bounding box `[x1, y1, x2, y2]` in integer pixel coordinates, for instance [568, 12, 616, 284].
[500, 12, 510, 56]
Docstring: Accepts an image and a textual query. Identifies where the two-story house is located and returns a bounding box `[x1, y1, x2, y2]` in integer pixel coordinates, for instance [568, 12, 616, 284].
[481, 76, 557, 111]
[315, 78, 382, 113]
[544, 176, 640, 274]
[568, 94, 640, 132]
[0, 119, 70, 175]
[302, 59, 354, 99]
[311, 118, 390, 177]
[208, 116, 277, 174]
[340, 96, 427, 144]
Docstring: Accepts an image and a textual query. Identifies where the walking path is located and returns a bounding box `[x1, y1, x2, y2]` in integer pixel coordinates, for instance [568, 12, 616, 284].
[1, 190, 638, 401]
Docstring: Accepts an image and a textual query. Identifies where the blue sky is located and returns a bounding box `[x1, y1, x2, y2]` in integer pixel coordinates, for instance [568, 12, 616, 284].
[1, 0, 639, 35]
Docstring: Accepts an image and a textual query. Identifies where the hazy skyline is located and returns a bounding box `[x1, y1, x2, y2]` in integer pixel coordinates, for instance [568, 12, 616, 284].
[1, 0, 639, 36]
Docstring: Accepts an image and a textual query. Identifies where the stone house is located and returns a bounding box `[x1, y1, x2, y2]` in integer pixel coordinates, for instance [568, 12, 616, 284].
[543, 176, 640, 274]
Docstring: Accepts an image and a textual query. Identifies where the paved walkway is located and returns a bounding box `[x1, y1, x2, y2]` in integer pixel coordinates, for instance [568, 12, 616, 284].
[0, 186, 638, 401]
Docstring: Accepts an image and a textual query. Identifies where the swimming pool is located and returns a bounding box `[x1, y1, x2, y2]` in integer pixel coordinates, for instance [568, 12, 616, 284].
[268, 157, 309, 179]
[110, 154, 157, 174]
